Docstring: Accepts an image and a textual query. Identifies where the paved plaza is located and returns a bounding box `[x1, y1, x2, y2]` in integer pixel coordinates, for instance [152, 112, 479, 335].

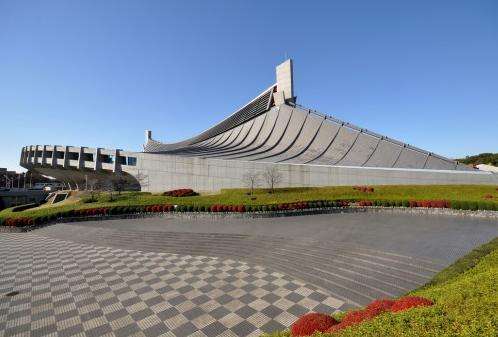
[1, 213, 497, 337]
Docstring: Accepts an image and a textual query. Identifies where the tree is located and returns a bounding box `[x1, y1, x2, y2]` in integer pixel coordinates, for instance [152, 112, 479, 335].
[102, 178, 116, 202]
[263, 167, 282, 194]
[87, 178, 100, 202]
[114, 174, 128, 195]
[134, 171, 149, 191]
[242, 171, 260, 195]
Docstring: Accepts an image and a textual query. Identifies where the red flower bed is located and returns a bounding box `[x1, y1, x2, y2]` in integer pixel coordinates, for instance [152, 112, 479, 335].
[326, 309, 373, 333]
[323, 296, 432, 334]
[390, 296, 433, 312]
[483, 194, 494, 199]
[4, 217, 33, 227]
[409, 200, 450, 208]
[358, 200, 373, 207]
[290, 313, 338, 337]
[366, 298, 395, 314]
[353, 186, 375, 193]
[163, 204, 174, 212]
[163, 189, 198, 197]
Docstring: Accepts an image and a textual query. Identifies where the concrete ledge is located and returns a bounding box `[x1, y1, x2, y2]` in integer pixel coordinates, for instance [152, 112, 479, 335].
[2, 206, 498, 233]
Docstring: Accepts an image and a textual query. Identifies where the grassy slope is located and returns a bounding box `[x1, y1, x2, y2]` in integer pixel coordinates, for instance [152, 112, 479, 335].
[1, 184, 497, 221]
[263, 238, 498, 337]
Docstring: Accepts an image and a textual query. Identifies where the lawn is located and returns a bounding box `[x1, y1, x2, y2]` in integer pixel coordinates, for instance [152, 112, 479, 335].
[1, 184, 497, 221]
[262, 237, 498, 337]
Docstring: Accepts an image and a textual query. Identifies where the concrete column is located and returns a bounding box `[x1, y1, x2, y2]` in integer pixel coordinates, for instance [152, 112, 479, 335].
[78, 147, 84, 169]
[33, 146, 39, 165]
[113, 149, 121, 173]
[51, 145, 57, 167]
[27, 145, 33, 165]
[94, 148, 101, 171]
[63, 146, 69, 168]
[41, 145, 47, 165]
[19, 147, 25, 166]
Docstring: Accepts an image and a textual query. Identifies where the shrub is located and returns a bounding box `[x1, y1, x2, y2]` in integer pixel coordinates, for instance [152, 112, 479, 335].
[358, 200, 373, 207]
[468, 201, 478, 211]
[290, 313, 338, 337]
[353, 186, 375, 193]
[402, 200, 410, 207]
[326, 309, 373, 333]
[4, 217, 32, 227]
[366, 299, 395, 315]
[81, 197, 96, 203]
[162, 189, 199, 197]
[236, 205, 245, 212]
[390, 296, 433, 312]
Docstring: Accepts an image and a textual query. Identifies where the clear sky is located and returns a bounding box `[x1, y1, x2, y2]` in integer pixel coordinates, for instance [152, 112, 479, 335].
[1, 0, 497, 171]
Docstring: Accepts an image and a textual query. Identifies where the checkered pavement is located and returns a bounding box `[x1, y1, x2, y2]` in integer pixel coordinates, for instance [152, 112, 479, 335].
[0, 233, 344, 337]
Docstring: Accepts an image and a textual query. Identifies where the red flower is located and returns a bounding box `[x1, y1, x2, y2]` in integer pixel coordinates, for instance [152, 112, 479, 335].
[366, 299, 395, 315]
[390, 296, 433, 312]
[290, 313, 338, 337]
[164, 189, 198, 197]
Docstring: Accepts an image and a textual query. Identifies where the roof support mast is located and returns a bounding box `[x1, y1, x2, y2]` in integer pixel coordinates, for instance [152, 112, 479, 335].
[274, 59, 296, 105]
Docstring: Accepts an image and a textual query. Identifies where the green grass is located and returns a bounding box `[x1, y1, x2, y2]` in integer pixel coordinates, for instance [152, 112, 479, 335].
[261, 236, 498, 337]
[1, 184, 497, 221]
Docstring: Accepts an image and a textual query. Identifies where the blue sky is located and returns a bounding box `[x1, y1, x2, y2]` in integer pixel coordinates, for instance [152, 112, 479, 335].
[1, 0, 497, 171]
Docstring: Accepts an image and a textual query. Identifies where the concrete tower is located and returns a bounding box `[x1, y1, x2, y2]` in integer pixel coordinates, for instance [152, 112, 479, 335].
[275, 59, 295, 104]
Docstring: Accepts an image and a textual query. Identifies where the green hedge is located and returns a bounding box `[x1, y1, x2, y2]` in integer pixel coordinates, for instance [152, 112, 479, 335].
[2, 198, 497, 228]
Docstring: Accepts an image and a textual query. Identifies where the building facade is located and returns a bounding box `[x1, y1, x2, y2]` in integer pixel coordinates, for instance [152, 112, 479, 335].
[20, 60, 498, 192]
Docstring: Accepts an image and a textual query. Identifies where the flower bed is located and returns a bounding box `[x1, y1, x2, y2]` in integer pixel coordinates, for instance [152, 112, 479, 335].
[1, 198, 497, 229]
[289, 296, 433, 336]
[162, 189, 199, 197]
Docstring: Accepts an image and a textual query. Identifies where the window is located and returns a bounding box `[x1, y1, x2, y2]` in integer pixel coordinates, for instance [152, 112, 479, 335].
[117, 156, 127, 165]
[83, 153, 94, 162]
[127, 157, 137, 166]
[100, 154, 114, 164]
[56, 151, 64, 159]
[68, 152, 79, 160]
[45, 151, 53, 158]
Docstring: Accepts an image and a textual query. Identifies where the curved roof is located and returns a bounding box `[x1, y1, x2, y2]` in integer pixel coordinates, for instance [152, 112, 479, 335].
[144, 102, 470, 171]
[144, 60, 471, 171]
[144, 85, 276, 152]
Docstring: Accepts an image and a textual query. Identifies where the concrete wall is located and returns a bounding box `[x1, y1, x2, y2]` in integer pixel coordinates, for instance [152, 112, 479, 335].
[21, 145, 498, 193]
[134, 152, 498, 193]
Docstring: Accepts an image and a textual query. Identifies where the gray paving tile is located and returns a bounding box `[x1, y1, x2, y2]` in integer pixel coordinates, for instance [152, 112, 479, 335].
[0, 233, 348, 337]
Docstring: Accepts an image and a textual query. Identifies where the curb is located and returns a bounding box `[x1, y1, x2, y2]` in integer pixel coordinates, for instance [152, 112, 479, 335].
[2, 206, 497, 233]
